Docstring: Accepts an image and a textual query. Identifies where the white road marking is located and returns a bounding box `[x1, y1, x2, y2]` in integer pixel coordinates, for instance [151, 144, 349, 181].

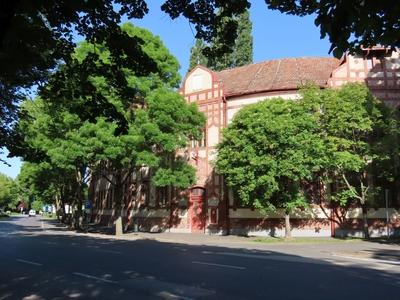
[212, 251, 323, 264]
[330, 254, 400, 266]
[156, 291, 194, 300]
[95, 249, 122, 255]
[204, 250, 400, 271]
[192, 261, 246, 270]
[45, 241, 58, 245]
[17, 259, 43, 266]
[86, 245, 122, 254]
[173, 247, 187, 252]
[72, 272, 117, 284]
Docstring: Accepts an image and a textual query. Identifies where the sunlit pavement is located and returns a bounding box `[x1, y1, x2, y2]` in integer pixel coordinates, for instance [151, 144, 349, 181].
[1, 216, 399, 300]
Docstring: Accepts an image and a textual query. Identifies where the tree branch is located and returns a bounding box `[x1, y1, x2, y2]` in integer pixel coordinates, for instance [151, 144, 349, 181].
[100, 171, 115, 186]
[342, 173, 363, 201]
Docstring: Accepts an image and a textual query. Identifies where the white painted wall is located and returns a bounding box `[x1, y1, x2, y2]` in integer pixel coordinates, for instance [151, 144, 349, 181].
[184, 67, 213, 94]
[226, 92, 299, 123]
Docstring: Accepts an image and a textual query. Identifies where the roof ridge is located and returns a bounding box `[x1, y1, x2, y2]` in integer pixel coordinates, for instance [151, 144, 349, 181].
[215, 56, 337, 74]
[214, 56, 340, 97]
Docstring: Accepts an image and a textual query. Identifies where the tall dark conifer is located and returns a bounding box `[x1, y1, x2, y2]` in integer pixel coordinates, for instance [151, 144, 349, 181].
[188, 39, 208, 71]
[188, 10, 253, 72]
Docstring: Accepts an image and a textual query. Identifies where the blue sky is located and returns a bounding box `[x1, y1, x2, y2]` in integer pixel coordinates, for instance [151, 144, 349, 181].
[0, 1, 331, 179]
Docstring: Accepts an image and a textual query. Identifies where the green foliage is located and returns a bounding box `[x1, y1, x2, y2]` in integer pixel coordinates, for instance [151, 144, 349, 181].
[216, 99, 324, 213]
[188, 10, 253, 71]
[301, 83, 392, 207]
[14, 23, 205, 220]
[3, 0, 399, 154]
[0, 173, 18, 209]
[266, 0, 400, 57]
[2, 0, 250, 153]
[57, 24, 205, 191]
[217, 83, 399, 218]
[1, 0, 155, 152]
[189, 39, 208, 71]
[31, 200, 44, 212]
[152, 159, 196, 189]
[17, 161, 71, 206]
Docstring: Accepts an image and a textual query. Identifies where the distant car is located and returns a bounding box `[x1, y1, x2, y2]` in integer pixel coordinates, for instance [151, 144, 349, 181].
[28, 210, 36, 217]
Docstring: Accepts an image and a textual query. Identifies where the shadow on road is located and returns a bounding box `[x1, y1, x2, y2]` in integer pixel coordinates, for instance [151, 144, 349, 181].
[0, 217, 399, 300]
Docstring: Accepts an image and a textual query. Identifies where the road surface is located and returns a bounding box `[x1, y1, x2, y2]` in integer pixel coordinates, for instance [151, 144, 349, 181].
[0, 216, 399, 299]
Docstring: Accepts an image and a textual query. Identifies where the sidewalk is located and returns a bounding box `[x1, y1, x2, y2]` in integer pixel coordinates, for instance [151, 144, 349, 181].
[42, 218, 400, 264]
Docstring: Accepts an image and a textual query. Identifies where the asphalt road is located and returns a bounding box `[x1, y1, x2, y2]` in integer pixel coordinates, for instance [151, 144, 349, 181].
[0, 216, 399, 300]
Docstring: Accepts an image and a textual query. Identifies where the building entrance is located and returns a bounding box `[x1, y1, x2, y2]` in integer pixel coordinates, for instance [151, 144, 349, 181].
[189, 187, 206, 233]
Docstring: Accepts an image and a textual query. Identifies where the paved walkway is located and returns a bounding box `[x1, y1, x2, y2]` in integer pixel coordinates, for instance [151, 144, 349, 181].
[134, 232, 400, 263]
[40, 218, 400, 266]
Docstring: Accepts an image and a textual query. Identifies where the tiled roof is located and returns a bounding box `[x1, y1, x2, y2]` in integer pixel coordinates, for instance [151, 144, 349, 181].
[215, 57, 340, 97]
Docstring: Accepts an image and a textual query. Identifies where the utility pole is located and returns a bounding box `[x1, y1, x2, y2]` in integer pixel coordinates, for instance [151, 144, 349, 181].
[385, 189, 390, 239]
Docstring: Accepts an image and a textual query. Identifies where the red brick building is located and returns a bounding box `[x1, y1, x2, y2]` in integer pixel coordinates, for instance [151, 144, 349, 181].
[91, 48, 400, 237]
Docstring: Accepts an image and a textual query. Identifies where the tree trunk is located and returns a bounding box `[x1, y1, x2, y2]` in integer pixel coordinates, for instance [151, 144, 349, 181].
[284, 212, 292, 238]
[114, 170, 124, 236]
[361, 205, 369, 239]
[73, 169, 85, 230]
[60, 192, 66, 223]
[395, 179, 400, 207]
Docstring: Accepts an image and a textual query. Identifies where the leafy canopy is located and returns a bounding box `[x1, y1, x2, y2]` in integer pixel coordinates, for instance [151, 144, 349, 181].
[3, 0, 398, 155]
[216, 98, 326, 213]
[217, 83, 397, 214]
[0, 173, 17, 209]
[15, 23, 205, 202]
[266, 0, 400, 57]
[301, 83, 395, 207]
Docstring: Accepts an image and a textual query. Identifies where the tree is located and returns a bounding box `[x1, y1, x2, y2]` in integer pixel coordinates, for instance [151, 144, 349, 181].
[232, 10, 253, 67]
[17, 161, 75, 215]
[1, 0, 249, 154]
[216, 99, 327, 238]
[188, 9, 253, 71]
[216, 83, 398, 238]
[3, 1, 399, 154]
[188, 39, 208, 71]
[265, 0, 400, 57]
[301, 83, 396, 238]
[15, 97, 91, 227]
[0, 173, 18, 209]
[15, 23, 205, 234]
[31, 200, 45, 212]
[81, 88, 204, 235]
[0, 1, 151, 153]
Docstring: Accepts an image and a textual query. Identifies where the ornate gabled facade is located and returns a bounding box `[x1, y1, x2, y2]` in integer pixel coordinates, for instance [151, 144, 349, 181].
[328, 47, 400, 106]
[90, 48, 400, 237]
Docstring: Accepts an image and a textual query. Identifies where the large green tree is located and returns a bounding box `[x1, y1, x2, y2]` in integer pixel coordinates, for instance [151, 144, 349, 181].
[15, 97, 90, 226]
[301, 83, 397, 238]
[188, 39, 208, 71]
[17, 161, 73, 213]
[1, 0, 248, 154]
[217, 84, 399, 238]
[79, 87, 204, 235]
[3, 1, 399, 155]
[189, 10, 253, 71]
[216, 99, 327, 238]
[15, 23, 205, 234]
[265, 0, 400, 57]
[0, 173, 18, 209]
